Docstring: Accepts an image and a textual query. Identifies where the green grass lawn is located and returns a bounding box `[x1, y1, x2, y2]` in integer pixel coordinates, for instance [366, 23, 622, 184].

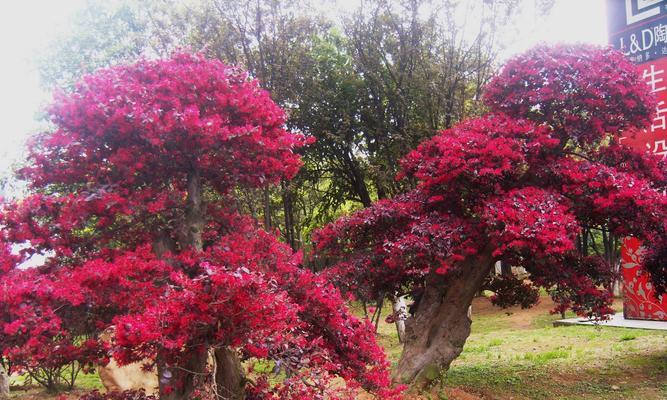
[9, 366, 104, 399]
[374, 295, 667, 399]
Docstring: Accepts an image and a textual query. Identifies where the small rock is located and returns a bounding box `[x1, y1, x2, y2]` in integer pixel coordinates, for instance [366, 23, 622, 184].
[611, 385, 620, 391]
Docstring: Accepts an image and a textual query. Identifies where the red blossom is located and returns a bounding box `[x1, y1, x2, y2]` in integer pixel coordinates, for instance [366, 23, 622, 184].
[484, 44, 655, 145]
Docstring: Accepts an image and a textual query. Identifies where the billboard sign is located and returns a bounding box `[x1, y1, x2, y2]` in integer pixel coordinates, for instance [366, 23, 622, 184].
[608, 0, 667, 63]
[607, 0, 667, 321]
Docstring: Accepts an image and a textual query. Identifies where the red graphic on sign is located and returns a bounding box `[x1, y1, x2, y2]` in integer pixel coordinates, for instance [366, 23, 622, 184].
[621, 237, 667, 320]
[620, 59, 667, 321]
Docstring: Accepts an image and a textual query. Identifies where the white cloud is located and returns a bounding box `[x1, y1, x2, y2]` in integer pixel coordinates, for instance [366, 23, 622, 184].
[0, 0, 85, 176]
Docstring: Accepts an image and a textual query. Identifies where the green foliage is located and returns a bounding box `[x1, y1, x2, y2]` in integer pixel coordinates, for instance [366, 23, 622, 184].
[36, 0, 542, 252]
[39, 1, 147, 88]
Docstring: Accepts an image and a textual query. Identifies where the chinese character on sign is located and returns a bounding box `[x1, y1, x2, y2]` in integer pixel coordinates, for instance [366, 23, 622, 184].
[652, 101, 667, 132]
[655, 23, 667, 44]
[643, 64, 666, 93]
[652, 139, 667, 158]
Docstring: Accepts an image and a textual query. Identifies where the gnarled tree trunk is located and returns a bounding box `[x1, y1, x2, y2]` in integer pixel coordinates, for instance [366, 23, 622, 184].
[393, 248, 494, 388]
[214, 347, 245, 400]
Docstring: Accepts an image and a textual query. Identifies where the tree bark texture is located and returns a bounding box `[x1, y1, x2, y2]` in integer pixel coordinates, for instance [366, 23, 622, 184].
[214, 347, 245, 400]
[0, 364, 9, 400]
[281, 180, 297, 250]
[179, 170, 205, 252]
[393, 248, 494, 388]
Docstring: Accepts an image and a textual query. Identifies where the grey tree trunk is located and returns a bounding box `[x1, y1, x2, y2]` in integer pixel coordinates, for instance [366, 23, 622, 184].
[214, 347, 245, 400]
[0, 365, 9, 400]
[393, 248, 494, 388]
[281, 180, 297, 250]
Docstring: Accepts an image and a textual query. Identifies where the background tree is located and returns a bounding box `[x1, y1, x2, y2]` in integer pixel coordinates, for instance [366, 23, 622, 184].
[37, 0, 197, 89]
[316, 0, 554, 336]
[0, 54, 397, 399]
[191, 0, 330, 249]
[314, 44, 666, 388]
[36, 0, 554, 254]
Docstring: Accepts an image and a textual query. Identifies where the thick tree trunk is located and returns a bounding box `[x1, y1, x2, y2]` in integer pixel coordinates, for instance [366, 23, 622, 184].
[159, 170, 247, 399]
[157, 168, 208, 399]
[158, 347, 208, 400]
[0, 364, 9, 399]
[179, 170, 205, 251]
[393, 248, 494, 387]
[214, 347, 245, 400]
[158, 170, 209, 399]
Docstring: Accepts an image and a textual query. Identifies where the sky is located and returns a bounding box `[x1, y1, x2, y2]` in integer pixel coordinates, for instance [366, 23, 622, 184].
[0, 0, 87, 187]
[0, 0, 608, 187]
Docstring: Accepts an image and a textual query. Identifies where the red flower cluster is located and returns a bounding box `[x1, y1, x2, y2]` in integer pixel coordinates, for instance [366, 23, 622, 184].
[484, 44, 655, 145]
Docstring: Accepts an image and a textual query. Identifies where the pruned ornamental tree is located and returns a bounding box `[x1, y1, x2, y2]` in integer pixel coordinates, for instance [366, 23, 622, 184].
[0, 53, 399, 399]
[315, 44, 667, 387]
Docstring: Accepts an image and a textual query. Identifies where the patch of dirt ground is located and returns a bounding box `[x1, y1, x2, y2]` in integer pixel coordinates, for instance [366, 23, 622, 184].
[444, 387, 483, 400]
[470, 295, 624, 330]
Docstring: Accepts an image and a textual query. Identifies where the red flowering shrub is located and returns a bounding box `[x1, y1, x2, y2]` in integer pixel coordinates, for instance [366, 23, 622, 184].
[0, 53, 397, 399]
[485, 275, 540, 310]
[484, 44, 655, 145]
[315, 44, 666, 386]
